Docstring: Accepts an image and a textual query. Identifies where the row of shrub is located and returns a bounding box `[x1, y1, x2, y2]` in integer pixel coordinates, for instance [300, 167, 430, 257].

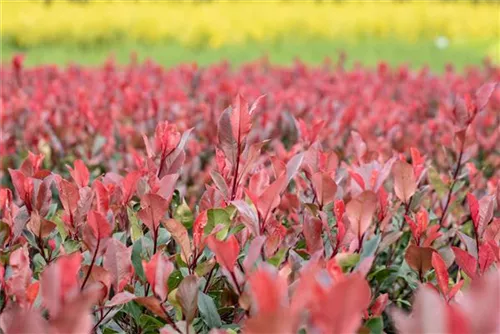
[0, 57, 499, 333]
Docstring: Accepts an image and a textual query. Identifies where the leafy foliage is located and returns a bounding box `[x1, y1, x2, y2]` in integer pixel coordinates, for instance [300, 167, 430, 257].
[0, 57, 499, 333]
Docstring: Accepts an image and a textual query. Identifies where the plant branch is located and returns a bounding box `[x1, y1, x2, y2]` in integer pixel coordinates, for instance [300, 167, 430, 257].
[81, 239, 99, 291]
[438, 137, 465, 226]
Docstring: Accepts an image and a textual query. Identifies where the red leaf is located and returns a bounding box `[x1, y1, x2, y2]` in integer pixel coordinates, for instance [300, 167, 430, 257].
[137, 193, 169, 232]
[371, 293, 389, 317]
[58, 179, 79, 216]
[48, 286, 101, 334]
[87, 210, 112, 240]
[349, 170, 366, 190]
[230, 94, 252, 144]
[104, 239, 134, 292]
[405, 245, 435, 275]
[392, 159, 417, 204]
[176, 275, 199, 324]
[8, 169, 27, 201]
[310, 273, 371, 333]
[477, 195, 494, 238]
[334, 199, 345, 222]
[218, 107, 238, 166]
[478, 243, 495, 275]
[467, 193, 479, 230]
[207, 234, 240, 272]
[311, 172, 337, 207]
[122, 171, 142, 204]
[248, 265, 288, 315]
[66, 159, 89, 188]
[432, 252, 449, 297]
[475, 82, 497, 111]
[192, 210, 208, 250]
[41, 252, 82, 316]
[93, 180, 109, 213]
[452, 247, 477, 279]
[303, 216, 324, 255]
[163, 218, 192, 264]
[405, 215, 420, 243]
[346, 190, 377, 240]
[135, 296, 168, 320]
[448, 280, 464, 301]
[144, 252, 174, 301]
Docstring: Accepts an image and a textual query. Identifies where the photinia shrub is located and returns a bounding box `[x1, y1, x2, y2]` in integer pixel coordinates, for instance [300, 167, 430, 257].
[0, 56, 499, 333]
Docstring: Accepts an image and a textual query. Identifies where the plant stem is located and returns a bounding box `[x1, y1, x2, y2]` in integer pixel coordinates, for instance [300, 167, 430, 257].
[439, 135, 465, 226]
[92, 307, 114, 333]
[230, 143, 242, 201]
[81, 239, 99, 291]
[229, 270, 242, 295]
[203, 266, 216, 293]
[160, 303, 181, 333]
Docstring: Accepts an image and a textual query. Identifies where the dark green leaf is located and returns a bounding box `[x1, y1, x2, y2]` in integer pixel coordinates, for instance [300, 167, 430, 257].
[198, 291, 222, 328]
[131, 239, 146, 281]
[365, 317, 384, 334]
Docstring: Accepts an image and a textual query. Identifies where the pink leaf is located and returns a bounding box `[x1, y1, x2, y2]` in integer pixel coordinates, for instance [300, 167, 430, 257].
[107, 291, 137, 306]
[104, 239, 134, 292]
[41, 252, 82, 316]
[176, 275, 199, 324]
[311, 172, 337, 208]
[243, 236, 266, 273]
[137, 193, 169, 232]
[346, 190, 377, 240]
[392, 159, 417, 204]
[475, 82, 497, 111]
[163, 218, 192, 264]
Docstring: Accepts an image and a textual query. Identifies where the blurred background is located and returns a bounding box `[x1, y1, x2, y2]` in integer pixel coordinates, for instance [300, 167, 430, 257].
[1, 0, 499, 71]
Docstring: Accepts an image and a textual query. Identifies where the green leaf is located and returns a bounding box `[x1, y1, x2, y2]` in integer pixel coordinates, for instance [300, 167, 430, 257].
[123, 301, 143, 323]
[198, 291, 222, 328]
[63, 239, 80, 254]
[206, 208, 231, 240]
[131, 239, 146, 281]
[365, 317, 384, 334]
[102, 327, 119, 334]
[268, 247, 287, 267]
[138, 314, 164, 333]
[168, 270, 184, 291]
[337, 253, 360, 270]
[175, 200, 194, 229]
[0, 222, 11, 246]
[128, 206, 143, 242]
[53, 210, 68, 241]
[355, 234, 381, 270]
[428, 167, 447, 197]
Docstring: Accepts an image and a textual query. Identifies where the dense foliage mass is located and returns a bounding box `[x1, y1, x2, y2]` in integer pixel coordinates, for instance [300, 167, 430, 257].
[0, 57, 499, 333]
[2, 1, 497, 48]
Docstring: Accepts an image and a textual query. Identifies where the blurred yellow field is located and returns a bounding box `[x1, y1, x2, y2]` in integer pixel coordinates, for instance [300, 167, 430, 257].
[2, 1, 498, 48]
